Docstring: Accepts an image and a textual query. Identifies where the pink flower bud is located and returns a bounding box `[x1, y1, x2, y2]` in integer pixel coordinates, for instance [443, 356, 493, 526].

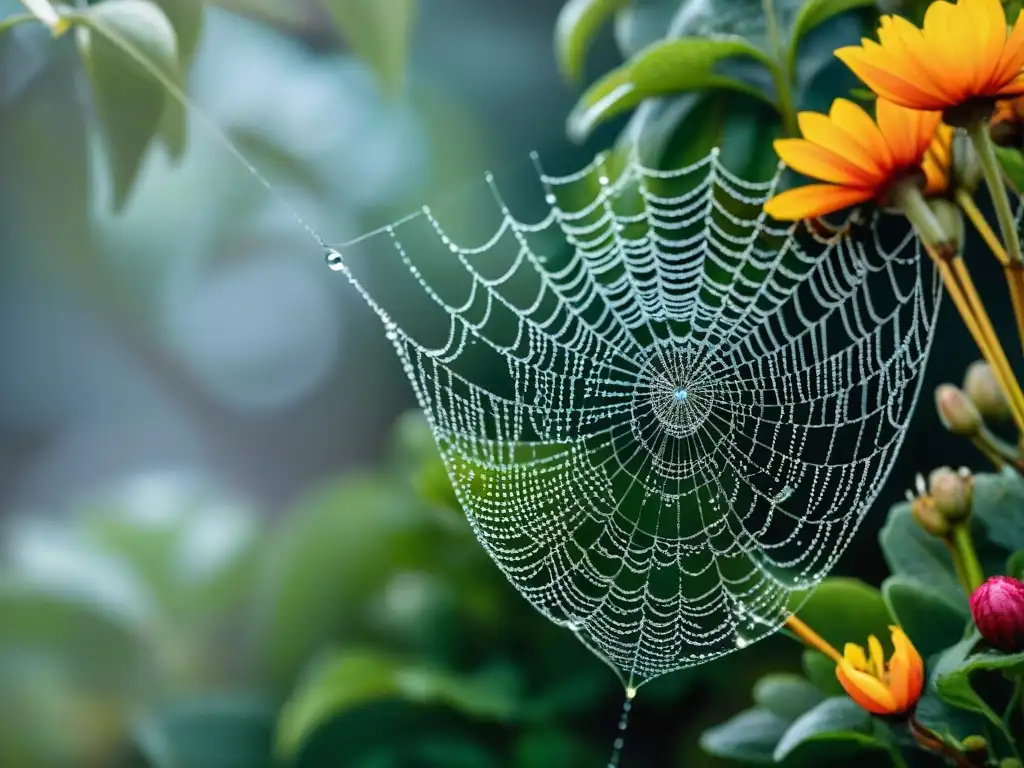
[970, 577, 1024, 652]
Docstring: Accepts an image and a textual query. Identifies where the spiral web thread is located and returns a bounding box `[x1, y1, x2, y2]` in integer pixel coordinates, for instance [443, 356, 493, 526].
[327, 148, 941, 687]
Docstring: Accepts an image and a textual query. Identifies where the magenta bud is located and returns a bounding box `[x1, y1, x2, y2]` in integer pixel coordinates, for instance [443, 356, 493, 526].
[970, 576, 1024, 652]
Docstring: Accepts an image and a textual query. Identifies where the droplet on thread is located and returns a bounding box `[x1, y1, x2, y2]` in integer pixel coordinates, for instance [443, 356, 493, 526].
[325, 249, 344, 271]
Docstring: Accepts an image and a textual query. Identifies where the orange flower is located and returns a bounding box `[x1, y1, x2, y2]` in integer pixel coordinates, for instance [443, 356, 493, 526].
[994, 96, 1024, 126]
[764, 98, 946, 221]
[835, 626, 924, 716]
[835, 0, 1024, 113]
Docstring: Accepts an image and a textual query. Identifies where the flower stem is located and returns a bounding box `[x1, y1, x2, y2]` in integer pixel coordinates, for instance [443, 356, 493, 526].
[783, 615, 843, 663]
[957, 187, 1024, 358]
[967, 118, 1023, 265]
[908, 718, 977, 768]
[951, 523, 984, 592]
[762, 0, 798, 137]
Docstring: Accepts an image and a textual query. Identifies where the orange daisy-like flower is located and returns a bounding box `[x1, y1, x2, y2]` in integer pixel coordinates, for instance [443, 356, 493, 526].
[835, 0, 1024, 113]
[836, 626, 924, 716]
[764, 98, 947, 221]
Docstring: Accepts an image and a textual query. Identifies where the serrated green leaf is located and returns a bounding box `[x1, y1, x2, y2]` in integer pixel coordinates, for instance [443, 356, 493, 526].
[882, 575, 970, 659]
[996, 146, 1024, 195]
[772, 697, 876, 761]
[752, 673, 824, 721]
[151, 0, 203, 159]
[794, 578, 893, 650]
[789, 0, 875, 50]
[936, 648, 1024, 736]
[321, 0, 417, 96]
[699, 708, 789, 763]
[567, 36, 775, 142]
[276, 651, 519, 759]
[70, 0, 181, 210]
[555, 0, 631, 83]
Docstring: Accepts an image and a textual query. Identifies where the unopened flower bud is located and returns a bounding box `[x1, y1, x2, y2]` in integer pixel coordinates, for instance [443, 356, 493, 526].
[952, 131, 983, 192]
[936, 384, 983, 437]
[961, 735, 988, 761]
[970, 576, 1024, 652]
[928, 466, 972, 523]
[911, 494, 950, 537]
[926, 198, 965, 253]
[964, 360, 1012, 423]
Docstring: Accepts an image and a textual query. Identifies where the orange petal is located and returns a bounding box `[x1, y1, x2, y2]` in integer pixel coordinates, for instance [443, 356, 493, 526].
[876, 99, 941, 168]
[829, 99, 894, 170]
[974, 0, 1008, 93]
[998, 71, 1024, 97]
[836, 663, 900, 715]
[774, 139, 879, 186]
[835, 46, 948, 109]
[797, 112, 884, 176]
[921, 1, 967, 101]
[994, 11, 1024, 87]
[887, 626, 924, 713]
[763, 184, 873, 221]
[876, 16, 949, 102]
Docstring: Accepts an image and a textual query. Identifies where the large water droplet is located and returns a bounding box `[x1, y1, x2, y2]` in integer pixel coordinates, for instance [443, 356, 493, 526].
[674, 387, 688, 402]
[325, 249, 344, 271]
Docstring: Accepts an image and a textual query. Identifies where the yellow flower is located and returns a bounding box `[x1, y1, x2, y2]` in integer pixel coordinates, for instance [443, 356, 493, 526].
[764, 98, 947, 221]
[835, 626, 924, 716]
[835, 0, 1024, 113]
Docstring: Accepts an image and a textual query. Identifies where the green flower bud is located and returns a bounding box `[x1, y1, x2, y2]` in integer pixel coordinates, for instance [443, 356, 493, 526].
[964, 360, 1012, 423]
[926, 198, 965, 254]
[936, 383, 983, 437]
[911, 494, 951, 537]
[952, 131, 983, 192]
[960, 734, 987, 759]
[929, 466, 973, 523]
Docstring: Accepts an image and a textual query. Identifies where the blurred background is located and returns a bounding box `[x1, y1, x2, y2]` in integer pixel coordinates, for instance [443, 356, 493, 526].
[0, 0, 1011, 765]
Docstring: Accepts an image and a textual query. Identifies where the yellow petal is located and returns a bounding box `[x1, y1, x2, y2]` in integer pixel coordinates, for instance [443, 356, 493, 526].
[876, 16, 948, 102]
[868, 634, 885, 676]
[774, 139, 878, 186]
[994, 12, 1024, 86]
[836, 663, 900, 715]
[974, 0, 1007, 93]
[829, 99, 893, 169]
[763, 184, 873, 221]
[835, 46, 947, 109]
[797, 112, 884, 176]
[843, 642, 869, 670]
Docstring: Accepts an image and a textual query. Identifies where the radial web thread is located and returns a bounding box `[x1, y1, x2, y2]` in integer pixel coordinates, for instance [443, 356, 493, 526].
[327, 149, 942, 687]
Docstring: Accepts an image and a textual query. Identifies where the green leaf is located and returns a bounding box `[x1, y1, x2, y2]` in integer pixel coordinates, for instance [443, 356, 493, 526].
[879, 502, 965, 605]
[276, 650, 519, 759]
[937, 647, 1024, 729]
[973, 467, 1024, 551]
[70, 0, 181, 210]
[321, 0, 417, 96]
[752, 673, 824, 722]
[882, 575, 970, 659]
[513, 730, 599, 767]
[772, 697, 876, 761]
[567, 36, 775, 142]
[794, 578, 893, 650]
[0, 577, 152, 690]
[135, 694, 276, 768]
[699, 708, 789, 763]
[151, 0, 203, 159]
[1008, 550, 1024, 580]
[789, 0, 875, 50]
[252, 475, 435, 689]
[555, 0, 630, 83]
[996, 145, 1024, 195]
[802, 650, 845, 696]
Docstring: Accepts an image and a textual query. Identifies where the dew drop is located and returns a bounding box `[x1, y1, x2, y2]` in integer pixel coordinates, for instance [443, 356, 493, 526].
[598, 175, 610, 185]
[674, 387, 688, 402]
[325, 249, 344, 271]
[545, 193, 557, 205]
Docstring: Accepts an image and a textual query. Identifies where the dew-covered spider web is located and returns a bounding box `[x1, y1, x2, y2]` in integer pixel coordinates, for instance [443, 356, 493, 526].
[324, 148, 942, 689]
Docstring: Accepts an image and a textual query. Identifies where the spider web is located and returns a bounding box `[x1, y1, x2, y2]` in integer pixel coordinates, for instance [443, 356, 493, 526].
[326, 149, 941, 687]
